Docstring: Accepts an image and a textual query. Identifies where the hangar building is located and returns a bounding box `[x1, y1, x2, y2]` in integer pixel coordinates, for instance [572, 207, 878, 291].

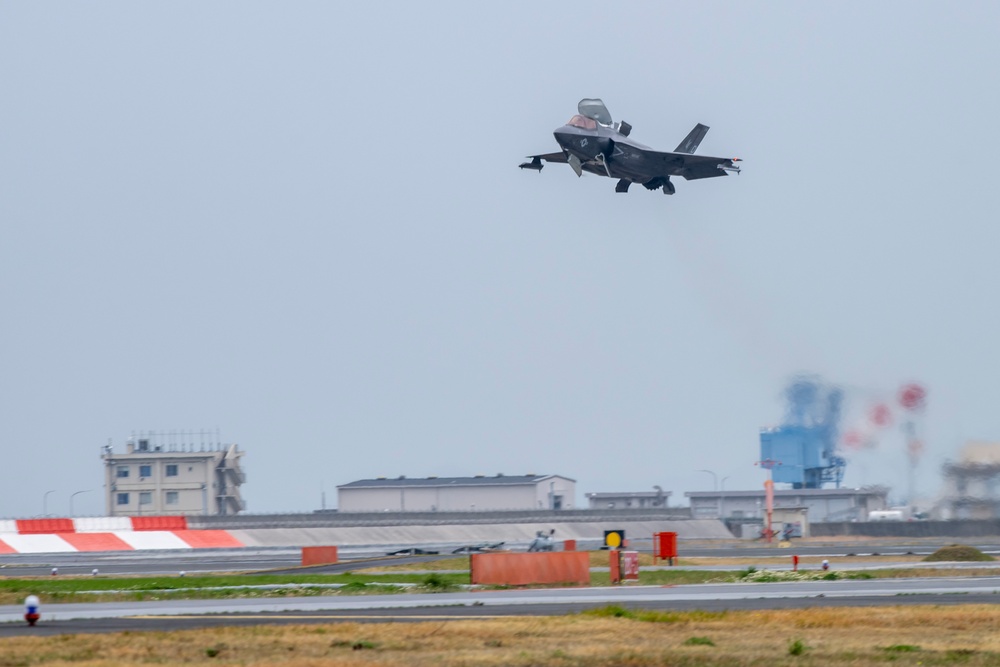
[337, 474, 576, 512]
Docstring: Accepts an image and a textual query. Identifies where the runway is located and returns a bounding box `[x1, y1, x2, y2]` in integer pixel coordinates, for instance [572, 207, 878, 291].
[4, 541, 999, 577]
[5, 540, 1000, 638]
[3, 575, 1000, 637]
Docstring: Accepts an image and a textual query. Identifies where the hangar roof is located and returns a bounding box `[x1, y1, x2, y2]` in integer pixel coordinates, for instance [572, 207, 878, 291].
[338, 474, 574, 489]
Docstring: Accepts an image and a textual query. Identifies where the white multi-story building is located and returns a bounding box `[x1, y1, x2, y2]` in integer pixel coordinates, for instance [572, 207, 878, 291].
[337, 474, 576, 512]
[101, 434, 245, 516]
[939, 441, 1000, 519]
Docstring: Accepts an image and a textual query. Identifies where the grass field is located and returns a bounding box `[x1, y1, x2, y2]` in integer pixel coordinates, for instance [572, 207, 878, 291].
[2, 550, 998, 604]
[3, 605, 1000, 665]
[0, 572, 470, 605]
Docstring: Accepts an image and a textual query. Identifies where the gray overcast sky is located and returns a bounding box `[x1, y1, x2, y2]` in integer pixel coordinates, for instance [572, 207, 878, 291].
[3, 3, 1000, 517]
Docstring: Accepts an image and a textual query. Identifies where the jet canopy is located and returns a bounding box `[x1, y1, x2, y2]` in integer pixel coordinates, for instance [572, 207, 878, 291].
[578, 98, 613, 126]
[567, 115, 598, 130]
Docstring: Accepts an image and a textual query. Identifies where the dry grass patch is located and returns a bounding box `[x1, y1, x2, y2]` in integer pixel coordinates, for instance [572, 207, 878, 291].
[924, 544, 996, 562]
[2, 605, 1000, 665]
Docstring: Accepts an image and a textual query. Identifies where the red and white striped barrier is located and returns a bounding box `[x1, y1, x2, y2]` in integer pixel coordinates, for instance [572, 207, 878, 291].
[0, 516, 243, 553]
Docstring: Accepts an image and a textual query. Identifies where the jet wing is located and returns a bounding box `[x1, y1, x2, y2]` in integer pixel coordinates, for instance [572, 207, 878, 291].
[634, 147, 741, 180]
[519, 151, 567, 170]
[678, 154, 739, 180]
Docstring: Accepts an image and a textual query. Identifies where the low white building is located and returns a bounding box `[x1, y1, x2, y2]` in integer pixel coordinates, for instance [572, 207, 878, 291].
[685, 486, 888, 523]
[585, 489, 671, 509]
[337, 474, 576, 512]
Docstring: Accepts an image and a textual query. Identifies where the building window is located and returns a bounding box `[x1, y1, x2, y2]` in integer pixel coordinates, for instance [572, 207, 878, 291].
[166, 464, 178, 477]
[117, 493, 129, 505]
[139, 492, 152, 505]
[116, 466, 129, 478]
[165, 491, 179, 505]
[139, 465, 152, 478]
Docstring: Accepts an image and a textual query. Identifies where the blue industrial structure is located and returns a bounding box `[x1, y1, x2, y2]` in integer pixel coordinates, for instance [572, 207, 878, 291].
[760, 378, 846, 489]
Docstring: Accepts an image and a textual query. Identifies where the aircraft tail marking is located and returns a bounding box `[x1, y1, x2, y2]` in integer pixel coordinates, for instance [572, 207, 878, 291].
[674, 123, 709, 154]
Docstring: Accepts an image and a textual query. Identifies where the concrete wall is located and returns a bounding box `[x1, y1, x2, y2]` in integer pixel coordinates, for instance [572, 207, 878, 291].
[188, 507, 692, 530]
[811, 519, 1000, 538]
[229, 518, 733, 548]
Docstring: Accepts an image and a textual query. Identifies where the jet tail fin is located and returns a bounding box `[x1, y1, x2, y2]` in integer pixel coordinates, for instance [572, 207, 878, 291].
[674, 123, 709, 154]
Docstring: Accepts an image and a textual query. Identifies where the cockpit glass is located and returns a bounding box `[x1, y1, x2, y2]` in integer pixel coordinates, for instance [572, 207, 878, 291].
[578, 98, 613, 125]
[567, 115, 597, 130]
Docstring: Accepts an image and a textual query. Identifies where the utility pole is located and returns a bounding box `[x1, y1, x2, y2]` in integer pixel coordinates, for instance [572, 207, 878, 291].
[756, 459, 782, 543]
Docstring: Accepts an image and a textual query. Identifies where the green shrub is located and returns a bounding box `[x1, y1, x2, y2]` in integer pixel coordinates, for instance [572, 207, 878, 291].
[422, 572, 453, 591]
[581, 606, 727, 624]
[683, 636, 715, 646]
[204, 644, 226, 658]
[788, 638, 807, 656]
[946, 649, 976, 659]
[584, 604, 636, 619]
[340, 581, 368, 592]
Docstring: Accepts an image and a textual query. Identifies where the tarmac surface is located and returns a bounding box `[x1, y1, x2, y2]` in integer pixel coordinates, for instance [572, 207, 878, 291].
[3, 576, 1000, 637]
[5, 539, 1000, 638]
[5, 541, 1000, 577]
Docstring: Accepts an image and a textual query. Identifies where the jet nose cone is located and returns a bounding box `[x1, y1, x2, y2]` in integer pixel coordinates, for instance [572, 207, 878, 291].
[553, 128, 574, 150]
[553, 128, 608, 160]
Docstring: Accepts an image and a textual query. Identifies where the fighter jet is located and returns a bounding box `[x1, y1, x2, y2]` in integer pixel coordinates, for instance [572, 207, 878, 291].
[520, 99, 741, 195]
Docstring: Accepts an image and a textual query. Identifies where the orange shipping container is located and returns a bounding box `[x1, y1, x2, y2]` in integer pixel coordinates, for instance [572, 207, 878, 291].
[470, 552, 589, 586]
[301, 546, 339, 566]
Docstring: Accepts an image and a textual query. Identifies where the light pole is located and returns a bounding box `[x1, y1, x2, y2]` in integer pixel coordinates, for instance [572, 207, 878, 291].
[70, 490, 92, 517]
[42, 490, 56, 517]
[697, 470, 718, 491]
[719, 476, 731, 517]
